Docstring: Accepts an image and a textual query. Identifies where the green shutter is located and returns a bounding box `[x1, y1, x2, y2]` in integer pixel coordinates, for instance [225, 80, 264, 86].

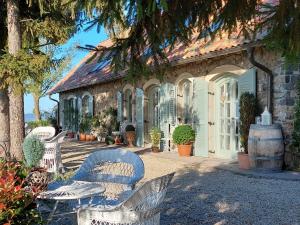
[117, 91, 123, 122]
[135, 88, 144, 147]
[192, 78, 209, 157]
[168, 84, 177, 127]
[238, 68, 256, 98]
[159, 83, 169, 151]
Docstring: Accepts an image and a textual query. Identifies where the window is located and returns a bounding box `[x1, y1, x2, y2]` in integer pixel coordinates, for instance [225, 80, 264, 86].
[82, 93, 93, 117]
[124, 89, 133, 122]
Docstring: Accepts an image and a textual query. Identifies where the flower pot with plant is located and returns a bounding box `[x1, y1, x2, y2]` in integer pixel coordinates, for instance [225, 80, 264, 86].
[239, 92, 257, 170]
[150, 127, 161, 152]
[23, 136, 48, 191]
[172, 125, 195, 156]
[125, 125, 136, 147]
[79, 116, 92, 141]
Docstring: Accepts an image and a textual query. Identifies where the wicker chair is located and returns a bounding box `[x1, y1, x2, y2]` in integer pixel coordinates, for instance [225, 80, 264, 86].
[48, 149, 144, 200]
[77, 172, 175, 225]
[27, 126, 56, 141]
[40, 131, 67, 173]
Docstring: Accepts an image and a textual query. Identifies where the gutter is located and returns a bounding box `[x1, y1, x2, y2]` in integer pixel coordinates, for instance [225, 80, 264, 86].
[247, 46, 273, 113]
[48, 94, 60, 128]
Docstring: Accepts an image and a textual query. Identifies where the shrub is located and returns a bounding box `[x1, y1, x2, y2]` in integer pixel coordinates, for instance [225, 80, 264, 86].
[79, 116, 92, 133]
[27, 120, 50, 130]
[0, 160, 42, 225]
[150, 127, 161, 147]
[239, 92, 257, 154]
[23, 136, 45, 167]
[125, 124, 135, 132]
[292, 80, 300, 152]
[172, 125, 195, 145]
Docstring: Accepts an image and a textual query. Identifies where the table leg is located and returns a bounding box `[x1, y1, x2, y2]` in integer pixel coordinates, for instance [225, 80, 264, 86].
[47, 200, 59, 225]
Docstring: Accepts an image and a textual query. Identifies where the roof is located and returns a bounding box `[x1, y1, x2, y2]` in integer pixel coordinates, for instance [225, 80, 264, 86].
[49, 32, 255, 94]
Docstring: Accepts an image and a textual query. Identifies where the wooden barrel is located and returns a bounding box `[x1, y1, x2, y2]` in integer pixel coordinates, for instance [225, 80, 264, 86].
[248, 124, 284, 171]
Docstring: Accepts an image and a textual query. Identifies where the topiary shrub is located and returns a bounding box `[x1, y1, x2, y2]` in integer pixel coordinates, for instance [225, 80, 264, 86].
[125, 124, 135, 132]
[150, 127, 161, 147]
[105, 136, 115, 145]
[172, 125, 195, 145]
[239, 92, 257, 154]
[23, 136, 45, 167]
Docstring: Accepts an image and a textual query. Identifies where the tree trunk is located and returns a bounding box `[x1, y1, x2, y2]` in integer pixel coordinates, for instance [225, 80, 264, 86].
[0, 90, 10, 159]
[33, 93, 41, 120]
[7, 0, 24, 160]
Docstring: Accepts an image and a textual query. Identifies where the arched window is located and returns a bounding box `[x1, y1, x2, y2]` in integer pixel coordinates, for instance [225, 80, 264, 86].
[177, 79, 192, 124]
[82, 92, 93, 117]
[124, 89, 133, 122]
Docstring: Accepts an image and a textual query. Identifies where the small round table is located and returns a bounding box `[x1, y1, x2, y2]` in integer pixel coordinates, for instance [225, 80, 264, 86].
[37, 181, 105, 224]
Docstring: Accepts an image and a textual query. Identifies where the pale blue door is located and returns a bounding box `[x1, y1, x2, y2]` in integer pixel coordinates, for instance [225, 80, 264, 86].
[192, 78, 209, 157]
[136, 88, 144, 147]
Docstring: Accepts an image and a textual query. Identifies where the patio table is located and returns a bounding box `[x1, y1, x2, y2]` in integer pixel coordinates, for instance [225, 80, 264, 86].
[37, 181, 105, 224]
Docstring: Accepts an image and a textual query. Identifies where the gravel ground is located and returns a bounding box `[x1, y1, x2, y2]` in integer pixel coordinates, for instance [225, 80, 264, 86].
[160, 164, 300, 225]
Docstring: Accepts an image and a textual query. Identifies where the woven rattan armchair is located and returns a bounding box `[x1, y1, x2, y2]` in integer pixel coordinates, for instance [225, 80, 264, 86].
[40, 131, 67, 173]
[77, 172, 175, 225]
[27, 126, 56, 141]
[48, 149, 145, 197]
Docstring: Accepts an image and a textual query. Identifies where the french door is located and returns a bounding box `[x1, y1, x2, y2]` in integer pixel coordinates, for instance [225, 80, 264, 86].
[215, 77, 240, 158]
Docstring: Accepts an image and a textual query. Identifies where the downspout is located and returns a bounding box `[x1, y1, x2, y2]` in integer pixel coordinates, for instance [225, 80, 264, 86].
[49, 94, 60, 128]
[247, 46, 273, 114]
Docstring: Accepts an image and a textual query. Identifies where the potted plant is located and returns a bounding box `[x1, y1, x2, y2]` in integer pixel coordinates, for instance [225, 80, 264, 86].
[172, 125, 195, 157]
[79, 116, 92, 141]
[23, 136, 48, 191]
[150, 127, 161, 152]
[125, 124, 136, 147]
[239, 92, 257, 169]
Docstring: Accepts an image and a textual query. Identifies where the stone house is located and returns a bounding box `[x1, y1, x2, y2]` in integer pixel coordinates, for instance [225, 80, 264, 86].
[49, 34, 299, 164]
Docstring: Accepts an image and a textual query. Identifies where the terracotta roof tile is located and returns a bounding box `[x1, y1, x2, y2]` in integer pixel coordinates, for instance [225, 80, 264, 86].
[49, 32, 251, 94]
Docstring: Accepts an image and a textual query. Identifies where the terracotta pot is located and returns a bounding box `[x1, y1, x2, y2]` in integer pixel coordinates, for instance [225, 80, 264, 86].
[178, 144, 192, 157]
[238, 152, 250, 170]
[79, 133, 86, 141]
[68, 132, 75, 138]
[86, 134, 93, 141]
[90, 135, 97, 141]
[115, 136, 122, 145]
[152, 146, 160, 153]
[126, 131, 136, 147]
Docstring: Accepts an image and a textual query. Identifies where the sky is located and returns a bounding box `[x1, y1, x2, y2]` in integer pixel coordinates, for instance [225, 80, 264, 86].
[24, 26, 108, 114]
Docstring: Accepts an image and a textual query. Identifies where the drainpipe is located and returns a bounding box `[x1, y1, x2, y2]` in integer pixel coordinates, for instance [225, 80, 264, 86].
[49, 94, 60, 128]
[247, 46, 273, 114]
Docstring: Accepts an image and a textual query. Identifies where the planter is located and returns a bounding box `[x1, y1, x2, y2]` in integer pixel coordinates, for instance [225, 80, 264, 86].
[115, 136, 122, 145]
[86, 134, 94, 141]
[26, 167, 49, 194]
[152, 146, 160, 153]
[238, 152, 250, 170]
[126, 131, 136, 147]
[67, 132, 75, 139]
[79, 133, 86, 141]
[177, 144, 192, 157]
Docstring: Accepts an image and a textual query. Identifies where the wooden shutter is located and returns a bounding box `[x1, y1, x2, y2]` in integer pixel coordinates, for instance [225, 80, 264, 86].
[117, 91, 123, 122]
[238, 68, 256, 98]
[135, 88, 144, 147]
[78, 97, 82, 121]
[192, 78, 209, 157]
[63, 99, 69, 130]
[169, 84, 177, 127]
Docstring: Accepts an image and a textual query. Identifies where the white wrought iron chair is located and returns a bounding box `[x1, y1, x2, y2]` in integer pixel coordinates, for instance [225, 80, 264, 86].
[77, 172, 175, 225]
[40, 131, 67, 173]
[27, 126, 56, 141]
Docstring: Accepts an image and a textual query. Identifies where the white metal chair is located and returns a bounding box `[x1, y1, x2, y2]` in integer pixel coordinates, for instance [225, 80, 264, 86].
[77, 172, 175, 225]
[27, 126, 56, 141]
[40, 131, 67, 173]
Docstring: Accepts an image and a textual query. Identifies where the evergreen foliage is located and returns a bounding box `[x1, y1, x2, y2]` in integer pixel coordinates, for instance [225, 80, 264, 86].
[23, 136, 45, 167]
[239, 92, 257, 154]
[292, 80, 300, 152]
[69, 0, 300, 79]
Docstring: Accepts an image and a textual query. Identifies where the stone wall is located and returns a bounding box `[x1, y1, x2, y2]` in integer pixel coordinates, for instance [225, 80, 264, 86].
[59, 47, 298, 163]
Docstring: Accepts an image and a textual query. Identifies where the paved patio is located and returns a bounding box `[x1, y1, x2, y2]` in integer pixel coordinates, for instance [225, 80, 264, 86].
[61, 140, 300, 225]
